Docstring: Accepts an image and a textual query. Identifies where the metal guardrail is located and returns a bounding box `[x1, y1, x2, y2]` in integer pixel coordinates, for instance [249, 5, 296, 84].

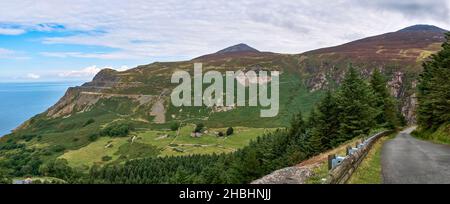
[325, 130, 393, 184]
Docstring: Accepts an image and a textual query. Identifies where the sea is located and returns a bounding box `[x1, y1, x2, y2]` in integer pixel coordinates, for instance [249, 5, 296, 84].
[0, 82, 83, 137]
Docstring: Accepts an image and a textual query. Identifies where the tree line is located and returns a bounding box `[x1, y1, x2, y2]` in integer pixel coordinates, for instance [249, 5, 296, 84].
[417, 33, 450, 132]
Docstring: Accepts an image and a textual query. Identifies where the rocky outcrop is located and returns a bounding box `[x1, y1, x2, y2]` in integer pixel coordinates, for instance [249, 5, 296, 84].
[251, 166, 316, 184]
[150, 99, 166, 124]
[388, 71, 404, 98]
[82, 68, 120, 88]
[46, 87, 82, 118]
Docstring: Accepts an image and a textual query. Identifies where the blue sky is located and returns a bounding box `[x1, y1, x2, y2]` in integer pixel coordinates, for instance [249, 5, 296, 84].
[0, 0, 449, 82]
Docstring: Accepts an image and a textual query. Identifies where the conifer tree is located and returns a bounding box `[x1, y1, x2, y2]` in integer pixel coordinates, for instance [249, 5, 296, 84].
[336, 65, 376, 141]
[313, 91, 341, 148]
[370, 69, 399, 128]
[418, 33, 450, 129]
[308, 108, 325, 154]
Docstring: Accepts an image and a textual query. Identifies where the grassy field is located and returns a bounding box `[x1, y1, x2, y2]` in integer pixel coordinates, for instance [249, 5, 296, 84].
[59, 137, 130, 170]
[347, 133, 395, 184]
[59, 124, 275, 169]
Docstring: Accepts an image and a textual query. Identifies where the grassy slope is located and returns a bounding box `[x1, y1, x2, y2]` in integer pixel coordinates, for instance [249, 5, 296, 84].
[59, 125, 274, 170]
[412, 123, 450, 145]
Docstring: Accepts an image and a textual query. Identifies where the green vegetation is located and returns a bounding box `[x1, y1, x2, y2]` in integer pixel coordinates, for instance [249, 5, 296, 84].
[115, 142, 160, 160]
[0, 63, 400, 183]
[370, 69, 400, 128]
[417, 32, 450, 143]
[335, 66, 377, 141]
[306, 66, 400, 153]
[226, 127, 234, 136]
[412, 123, 450, 145]
[83, 119, 95, 127]
[101, 156, 112, 162]
[100, 122, 134, 137]
[194, 123, 204, 133]
[73, 66, 399, 184]
[59, 137, 129, 170]
[170, 122, 180, 131]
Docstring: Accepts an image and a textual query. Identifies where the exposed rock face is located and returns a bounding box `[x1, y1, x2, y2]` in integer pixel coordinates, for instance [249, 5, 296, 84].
[388, 71, 404, 97]
[309, 72, 328, 92]
[82, 68, 120, 88]
[251, 166, 315, 184]
[46, 87, 82, 118]
[150, 99, 166, 124]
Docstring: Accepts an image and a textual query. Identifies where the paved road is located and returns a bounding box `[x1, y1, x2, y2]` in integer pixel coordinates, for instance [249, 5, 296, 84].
[381, 127, 450, 184]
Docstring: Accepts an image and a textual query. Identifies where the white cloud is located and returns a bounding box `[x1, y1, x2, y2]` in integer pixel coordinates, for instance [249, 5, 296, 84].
[58, 65, 102, 78]
[111, 65, 129, 71]
[26, 73, 40, 79]
[0, 48, 29, 59]
[0, 48, 14, 56]
[0, 0, 449, 60]
[0, 28, 26, 35]
[57, 65, 129, 78]
[40, 51, 143, 60]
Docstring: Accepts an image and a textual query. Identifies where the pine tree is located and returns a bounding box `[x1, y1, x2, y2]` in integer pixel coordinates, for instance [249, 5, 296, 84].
[336, 65, 376, 141]
[289, 111, 306, 137]
[313, 91, 341, 148]
[370, 69, 399, 128]
[307, 109, 325, 154]
[418, 33, 450, 130]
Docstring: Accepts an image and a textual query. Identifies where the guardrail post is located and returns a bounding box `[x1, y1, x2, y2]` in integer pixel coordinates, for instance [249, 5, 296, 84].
[328, 154, 336, 170]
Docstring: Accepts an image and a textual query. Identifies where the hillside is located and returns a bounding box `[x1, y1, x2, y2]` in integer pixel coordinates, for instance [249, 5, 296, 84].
[0, 25, 447, 174]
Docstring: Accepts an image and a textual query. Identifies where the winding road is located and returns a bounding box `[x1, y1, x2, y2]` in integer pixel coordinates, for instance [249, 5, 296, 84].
[381, 127, 450, 184]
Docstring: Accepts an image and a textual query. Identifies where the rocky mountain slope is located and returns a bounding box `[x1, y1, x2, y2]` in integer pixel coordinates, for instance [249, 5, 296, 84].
[43, 25, 445, 126]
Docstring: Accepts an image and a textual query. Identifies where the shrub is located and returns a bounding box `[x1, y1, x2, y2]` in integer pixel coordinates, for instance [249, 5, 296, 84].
[51, 145, 66, 153]
[217, 132, 224, 137]
[83, 119, 95, 127]
[194, 123, 204, 133]
[101, 122, 133, 137]
[20, 134, 38, 142]
[102, 156, 112, 162]
[88, 133, 99, 142]
[170, 122, 180, 131]
[226, 127, 234, 136]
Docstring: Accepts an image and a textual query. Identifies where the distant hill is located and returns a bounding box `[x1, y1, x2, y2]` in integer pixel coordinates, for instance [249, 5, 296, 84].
[304, 24, 446, 67]
[216, 43, 260, 54]
[397, 24, 447, 33]
[194, 43, 274, 61]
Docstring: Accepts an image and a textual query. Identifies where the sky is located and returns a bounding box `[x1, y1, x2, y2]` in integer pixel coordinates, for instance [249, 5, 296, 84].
[0, 0, 449, 82]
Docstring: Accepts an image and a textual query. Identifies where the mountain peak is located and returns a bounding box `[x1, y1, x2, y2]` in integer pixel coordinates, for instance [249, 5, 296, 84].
[216, 43, 259, 54]
[397, 24, 447, 33]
